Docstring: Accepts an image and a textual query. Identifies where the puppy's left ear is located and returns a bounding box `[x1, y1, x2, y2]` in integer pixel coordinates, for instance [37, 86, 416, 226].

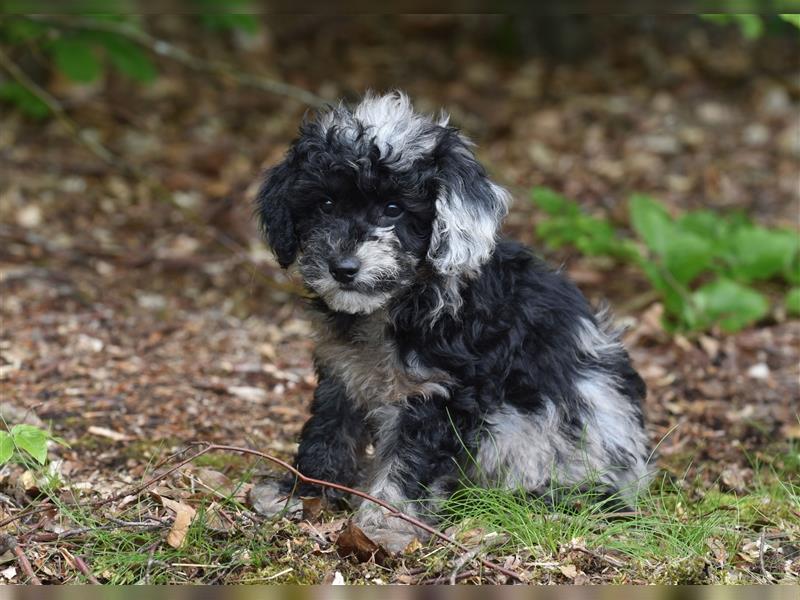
[427, 128, 510, 278]
[255, 156, 299, 268]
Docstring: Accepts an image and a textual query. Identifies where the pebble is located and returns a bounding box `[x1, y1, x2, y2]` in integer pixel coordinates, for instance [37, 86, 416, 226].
[746, 363, 770, 380]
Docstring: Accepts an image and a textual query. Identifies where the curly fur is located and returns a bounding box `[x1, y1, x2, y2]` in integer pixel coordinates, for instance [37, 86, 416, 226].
[252, 91, 652, 552]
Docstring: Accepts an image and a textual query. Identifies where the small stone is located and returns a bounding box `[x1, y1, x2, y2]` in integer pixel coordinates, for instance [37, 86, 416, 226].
[742, 123, 770, 147]
[747, 363, 770, 380]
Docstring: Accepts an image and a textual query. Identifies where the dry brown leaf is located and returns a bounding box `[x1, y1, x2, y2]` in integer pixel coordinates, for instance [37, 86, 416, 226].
[191, 467, 237, 497]
[87, 426, 131, 442]
[559, 564, 578, 579]
[161, 497, 197, 548]
[335, 520, 389, 564]
[402, 537, 423, 554]
[301, 496, 324, 521]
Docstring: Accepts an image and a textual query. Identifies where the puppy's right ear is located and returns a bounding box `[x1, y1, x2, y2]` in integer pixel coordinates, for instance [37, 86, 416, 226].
[255, 157, 298, 268]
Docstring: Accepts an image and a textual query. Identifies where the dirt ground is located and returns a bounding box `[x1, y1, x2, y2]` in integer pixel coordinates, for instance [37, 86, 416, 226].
[1, 15, 798, 584]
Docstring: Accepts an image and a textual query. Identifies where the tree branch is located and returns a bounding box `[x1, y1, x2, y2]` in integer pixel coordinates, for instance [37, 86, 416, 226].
[0, 47, 123, 171]
[26, 15, 328, 108]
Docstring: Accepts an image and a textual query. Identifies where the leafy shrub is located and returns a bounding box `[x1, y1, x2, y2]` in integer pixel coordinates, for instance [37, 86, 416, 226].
[0, 424, 54, 465]
[701, 12, 800, 39]
[0, 10, 260, 118]
[531, 187, 800, 332]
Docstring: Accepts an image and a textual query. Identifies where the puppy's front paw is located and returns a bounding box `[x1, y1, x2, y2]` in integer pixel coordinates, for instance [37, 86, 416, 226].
[249, 480, 303, 518]
[353, 504, 428, 554]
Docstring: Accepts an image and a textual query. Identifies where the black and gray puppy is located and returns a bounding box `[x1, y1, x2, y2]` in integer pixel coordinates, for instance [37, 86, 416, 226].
[252, 91, 652, 552]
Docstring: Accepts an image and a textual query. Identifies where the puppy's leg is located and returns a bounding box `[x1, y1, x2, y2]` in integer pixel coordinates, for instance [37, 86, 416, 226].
[354, 399, 466, 553]
[251, 376, 368, 516]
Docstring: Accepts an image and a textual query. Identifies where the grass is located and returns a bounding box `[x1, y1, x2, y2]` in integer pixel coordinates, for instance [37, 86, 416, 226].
[439, 443, 800, 583]
[11, 440, 798, 584]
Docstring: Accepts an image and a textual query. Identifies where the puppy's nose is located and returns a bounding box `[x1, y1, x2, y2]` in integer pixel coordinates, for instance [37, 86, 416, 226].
[329, 256, 361, 283]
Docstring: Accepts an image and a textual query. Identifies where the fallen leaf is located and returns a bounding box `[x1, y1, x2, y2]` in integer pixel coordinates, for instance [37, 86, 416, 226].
[87, 426, 131, 442]
[301, 496, 324, 521]
[191, 467, 237, 498]
[227, 386, 267, 403]
[402, 537, 423, 554]
[161, 497, 197, 548]
[1, 565, 17, 580]
[707, 537, 728, 566]
[335, 520, 389, 564]
[559, 564, 578, 579]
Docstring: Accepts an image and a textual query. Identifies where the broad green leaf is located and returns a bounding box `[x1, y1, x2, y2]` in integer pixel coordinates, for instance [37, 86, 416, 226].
[677, 210, 728, 241]
[10, 424, 48, 464]
[662, 230, 714, 285]
[733, 14, 764, 39]
[726, 227, 799, 282]
[0, 82, 50, 119]
[786, 287, 800, 316]
[629, 194, 673, 256]
[50, 37, 102, 82]
[1, 16, 49, 44]
[779, 14, 800, 29]
[692, 278, 769, 332]
[103, 36, 157, 82]
[0, 432, 13, 464]
[531, 187, 577, 216]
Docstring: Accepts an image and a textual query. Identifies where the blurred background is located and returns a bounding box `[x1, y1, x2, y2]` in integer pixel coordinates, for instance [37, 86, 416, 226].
[0, 12, 798, 583]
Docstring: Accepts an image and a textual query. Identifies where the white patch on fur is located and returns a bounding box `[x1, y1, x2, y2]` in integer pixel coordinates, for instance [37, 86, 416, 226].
[574, 315, 623, 360]
[354, 405, 427, 551]
[318, 288, 393, 315]
[314, 312, 452, 409]
[354, 227, 403, 287]
[318, 91, 445, 170]
[477, 380, 651, 504]
[575, 372, 652, 502]
[426, 274, 465, 326]
[428, 176, 511, 281]
[304, 227, 412, 315]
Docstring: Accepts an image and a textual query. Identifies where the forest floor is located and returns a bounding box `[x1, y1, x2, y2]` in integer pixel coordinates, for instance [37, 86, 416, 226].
[1, 16, 798, 584]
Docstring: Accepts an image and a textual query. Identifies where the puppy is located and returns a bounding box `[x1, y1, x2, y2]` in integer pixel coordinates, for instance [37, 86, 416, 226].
[252, 92, 652, 552]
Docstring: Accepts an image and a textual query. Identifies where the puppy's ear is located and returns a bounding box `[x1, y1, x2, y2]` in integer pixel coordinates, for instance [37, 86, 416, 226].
[255, 157, 298, 268]
[427, 128, 510, 277]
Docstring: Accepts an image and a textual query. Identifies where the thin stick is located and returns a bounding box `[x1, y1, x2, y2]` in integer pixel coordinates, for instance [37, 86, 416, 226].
[194, 443, 523, 582]
[26, 15, 327, 108]
[0, 443, 523, 582]
[61, 549, 100, 585]
[0, 535, 42, 585]
[73, 555, 100, 584]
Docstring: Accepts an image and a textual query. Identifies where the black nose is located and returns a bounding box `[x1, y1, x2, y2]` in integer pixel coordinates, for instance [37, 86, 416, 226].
[329, 256, 361, 283]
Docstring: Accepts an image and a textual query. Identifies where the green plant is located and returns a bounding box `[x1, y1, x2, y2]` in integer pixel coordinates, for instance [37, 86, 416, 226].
[531, 187, 800, 333]
[0, 423, 53, 465]
[701, 12, 800, 39]
[0, 10, 260, 118]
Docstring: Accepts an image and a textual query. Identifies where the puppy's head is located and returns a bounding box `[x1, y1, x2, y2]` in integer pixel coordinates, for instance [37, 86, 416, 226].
[256, 91, 509, 315]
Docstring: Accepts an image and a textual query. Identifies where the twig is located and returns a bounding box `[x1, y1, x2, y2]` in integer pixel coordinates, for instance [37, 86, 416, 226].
[423, 569, 479, 585]
[758, 529, 771, 582]
[571, 545, 626, 569]
[26, 15, 327, 108]
[61, 549, 100, 584]
[449, 545, 483, 584]
[142, 541, 160, 585]
[74, 555, 100, 584]
[0, 47, 122, 170]
[0, 534, 42, 585]
[1, 442, 523, 582]
[190, 443, 524, 583]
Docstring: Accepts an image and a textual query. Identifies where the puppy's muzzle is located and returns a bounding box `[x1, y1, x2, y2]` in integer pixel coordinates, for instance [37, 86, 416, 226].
[329, 255, 361, 284]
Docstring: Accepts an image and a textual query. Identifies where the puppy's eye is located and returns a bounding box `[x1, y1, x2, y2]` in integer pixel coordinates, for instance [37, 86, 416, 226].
[384, 202, 404, 218]
[320, 198, 335, 213]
